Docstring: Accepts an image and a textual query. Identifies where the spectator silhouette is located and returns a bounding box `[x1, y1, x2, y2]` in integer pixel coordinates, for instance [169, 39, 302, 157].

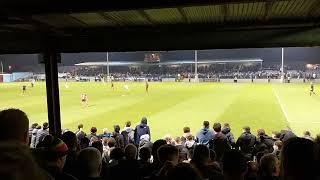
[87, 127, 98, 142]
[37, 135, 77, 180]
[175, 137, 189, 162]
[191, 144, 223, 180]
[209, 122, 230, 162]
[76, 147, 102, 180]
[236, 126, 256, 160]
[0, 141, 47, 180]
[156, 144, 179, 178]
[121, 121, 135, 146]
[151, 139, 167, 172]
[196, 121, 214, 146]
[280, 137, 317, 180]
[167, 163, 202, 180]
[0, 108, 30, 144]
[223, 149, 247, 180]
[61, 131, 78, 176]
[111, 125, 124, 149]
[36, 122, 49, 147]
[254, 129, 274, 155]
[258, 153, 280, 180]
[222, 123, 236, 148]
[134, 117, 151, 145]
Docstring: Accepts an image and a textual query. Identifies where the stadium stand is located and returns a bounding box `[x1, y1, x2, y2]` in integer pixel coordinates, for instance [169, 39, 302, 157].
[1, 108, 319, 180]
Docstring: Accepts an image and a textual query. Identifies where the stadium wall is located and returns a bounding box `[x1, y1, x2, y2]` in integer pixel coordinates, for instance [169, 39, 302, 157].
[0, 72, 33, 83]
[11, 72, 33, 81]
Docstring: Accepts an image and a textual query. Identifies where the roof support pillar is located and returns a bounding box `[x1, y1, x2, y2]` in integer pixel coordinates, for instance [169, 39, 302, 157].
[42, 50, 62, 137]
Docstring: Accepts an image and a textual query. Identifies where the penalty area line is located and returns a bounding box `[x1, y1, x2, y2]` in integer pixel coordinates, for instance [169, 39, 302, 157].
[272, 86, 291, 127]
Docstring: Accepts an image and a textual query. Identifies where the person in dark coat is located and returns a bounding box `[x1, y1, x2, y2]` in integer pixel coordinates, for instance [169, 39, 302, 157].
[209, 123, 231, 162]
[236, 126, 257, 160]
[222, 123, 236, 148]
[254, 129, 274, 155]
[175, 137, 190, 162]
[134, 117, 150, 145]
[279, 129, 296, 142]
[111, 125, 124, 149]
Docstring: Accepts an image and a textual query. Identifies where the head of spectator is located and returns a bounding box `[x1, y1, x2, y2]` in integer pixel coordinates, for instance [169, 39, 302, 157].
[0, 141, 47, 180]
[61, 131, 78, 152]
[223, 149, 247, 180]
[175, 137, 182, 145]
[303, 131, 314, 141]
[203, 121, 210, 129]
[77, 124, 83, 131]
[90, 127, 97, 134]
[152, 139, 167, 165]
[157, 144, 179, 166]
[141, 117, 148, 125]
[80, 137, 90, 149]
[91, 140, 103, 155]
[191, 144, 210, 166]
[43, 122, 49, 130]
[31, 123, 38, 129]
[38, 135, 69, 174]
[213, 122, 222, 133]
[259, 153, 280, 177]
[315, 134, 320, 145]
[167, 163, 202, 180]
[102, 128, 111, 138]
[0, 108, 29, 144]
[243, 126, 251, 134]
[107, 137, 116, 148]
[77, 147, 102, 179]
[273, 140, 283, 151]
[272, 131, 281, 140]
[183, 127, 191, 137]
[280, 137, 317, 180]
[36, 125, 41, 129]
[246, 161, 259, 180]
[124, 144, 137, 160]
[113, 125, 120, 133]
[224, 123, 230, 128]
[109, 147, 124, 161]
[164, 134, 174, 145]
[257, 128, 266, 136]
[125, 121, 131, 127]
[139, 147, 151, 163]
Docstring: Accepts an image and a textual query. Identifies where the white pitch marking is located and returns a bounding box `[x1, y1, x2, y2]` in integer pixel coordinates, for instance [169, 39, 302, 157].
[272, 86, 291, 123]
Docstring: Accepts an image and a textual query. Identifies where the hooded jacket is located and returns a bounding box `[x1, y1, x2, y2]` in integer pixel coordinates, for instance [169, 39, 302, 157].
[134, 123, 150, 144]
[196, 128, 214, 145]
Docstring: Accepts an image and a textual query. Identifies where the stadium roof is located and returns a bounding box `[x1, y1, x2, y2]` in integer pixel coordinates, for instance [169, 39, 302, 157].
[1, 0, 320, 53]
[75, 58, 263, 66]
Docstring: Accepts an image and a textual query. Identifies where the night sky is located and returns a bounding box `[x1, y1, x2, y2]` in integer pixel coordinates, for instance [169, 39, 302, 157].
[1, 47, 320, 67]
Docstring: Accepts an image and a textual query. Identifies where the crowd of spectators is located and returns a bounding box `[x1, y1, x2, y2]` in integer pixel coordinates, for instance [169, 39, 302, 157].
[1, 108, 320, 180]
[60, 63, 320, 82]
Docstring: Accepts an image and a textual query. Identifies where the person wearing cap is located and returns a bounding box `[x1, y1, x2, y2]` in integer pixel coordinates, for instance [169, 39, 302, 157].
[35, 122, 49, 147]
[37, 135, 77, 180]
[134, 117, 151, 145]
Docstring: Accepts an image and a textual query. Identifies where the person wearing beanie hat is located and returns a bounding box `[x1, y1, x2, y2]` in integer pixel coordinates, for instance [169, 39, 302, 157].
[37, 135, 77, 180]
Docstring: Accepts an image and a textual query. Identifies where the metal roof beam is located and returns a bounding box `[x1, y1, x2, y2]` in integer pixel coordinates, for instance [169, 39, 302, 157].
[0, 0, 293, 15]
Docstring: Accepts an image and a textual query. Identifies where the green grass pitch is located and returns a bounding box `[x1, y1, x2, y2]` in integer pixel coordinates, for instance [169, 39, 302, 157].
[1, 81, 319, 140]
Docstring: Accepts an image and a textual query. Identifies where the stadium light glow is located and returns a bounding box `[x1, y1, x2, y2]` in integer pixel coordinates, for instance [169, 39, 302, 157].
[306, 64, 313, 69]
